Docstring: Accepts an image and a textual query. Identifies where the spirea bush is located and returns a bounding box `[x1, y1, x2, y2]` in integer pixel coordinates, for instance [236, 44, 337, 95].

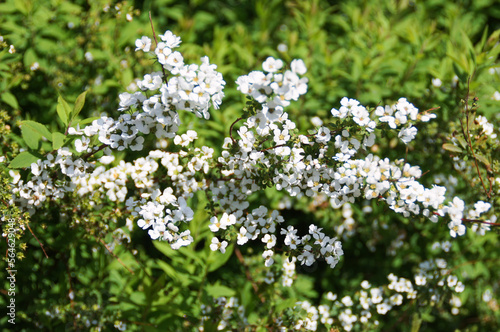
[1, 1, 499, 331]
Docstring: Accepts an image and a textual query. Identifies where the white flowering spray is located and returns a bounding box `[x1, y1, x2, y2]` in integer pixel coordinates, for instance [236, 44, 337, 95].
[7, 27, 499, 332]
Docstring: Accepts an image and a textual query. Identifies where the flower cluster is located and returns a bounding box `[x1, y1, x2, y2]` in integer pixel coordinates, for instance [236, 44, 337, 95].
[69, 30, 225, 154]
[335, 203, 357, 239]
[476, 115, 497, 139]
[9, 30, 496, 286]
[270, 255, 465, 331]
[281, 256, 297, 287]
[12, 148, 94, 214]
[442, 198, 491, 237]
[280, 224, 344, 268]
[373, 97, 436, 144]
[236, 56, 308, 124]
[199, 297, 248, 331]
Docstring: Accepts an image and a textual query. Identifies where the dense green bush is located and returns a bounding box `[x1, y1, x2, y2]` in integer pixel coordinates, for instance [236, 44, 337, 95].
[1, 0, 499, 331]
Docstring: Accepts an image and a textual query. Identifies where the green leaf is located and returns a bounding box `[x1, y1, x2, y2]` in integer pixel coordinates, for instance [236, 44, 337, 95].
[475, 154, 491, 169]
[452, 62, 468, 83]
[9, 151, 41, 169]
[467, 112, 477, 130]
[442, 143, 462, 153]
[36, 37, 59, 54]
[156, 260, 180, 282]
[153, 241, 180, 259]
[52, 132, 66, 150]
[0, 2, 17, 13]
[477, 26, 489, 53]
[14, 0, 31, 15]
[275, 298, 297, 313]
[456, 136, 467, 149]
[21, 125, 40, 149]
[410, 313, 422, 332]
[74, 116, 100, 126]
[207, 244, 233, 272]
[59, 1, 82, 13]
[129, 291, 146, 305]
[23, 48, 37, 68]
[121, 69, 133, 86]
[21, 120, 52, 141]
[205, 283, 236, 298]
[57, 96, 72, 126]
[178, 246, 205, 268]
[1, 92, 19, 109]
[72, 90, 89, 120]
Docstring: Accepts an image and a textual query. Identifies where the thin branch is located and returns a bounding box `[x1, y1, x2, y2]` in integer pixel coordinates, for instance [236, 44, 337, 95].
[65, 257, 75, 309]
[424, 106, 441, 113]
[487, 176, 494, 197]
[149, 11, 159, 49]
[81, 144, 107, 161]
[234, 247, 265, 303]
[259, 144, 287, 152]
[149, 11, 168, 86]
[97, 237, 135, 274]
[431, 212, 500, 227]
[229, 117, 244, 144]
[462, 218, 500, 226]
[26, 223, 49, 258]
[385, 300, 414, 332]
[111, 233, 151, 278]
[445, 257, 499, 275]
[460, 77, 491, 198]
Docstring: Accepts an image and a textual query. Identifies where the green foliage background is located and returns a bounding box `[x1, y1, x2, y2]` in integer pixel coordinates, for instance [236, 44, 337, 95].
[0, 0, 499, 331]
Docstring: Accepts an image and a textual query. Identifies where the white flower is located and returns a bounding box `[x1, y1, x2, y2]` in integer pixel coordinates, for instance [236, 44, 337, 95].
[135, 36, 152, 52]
[74, 137, 90, 153]
[85, 51, 93, 62]
[326, 292, 337, 301]
[398, 126, 417, 144]
[209, 212, 235, 232]
[432, 78, 442, 87]
[315, 127, 331, 143]
[176, 197, 194, 221]
[262, 234, 277, 249]
[376, 303, 392, 315]
[291, 59, 307, 75]
[361, 280, 371, 289]
[31, 161, 42, 176]
[341, 296, 353, 307]
[210, 237, 228, 253]
[9, 170, 21, 184]
[237, 227, 249, 245]
[148, 222, 166, 240]
[68, 125, 83, 135]
[99, 155, 115, 165]
[166, 51, 184, 68]
[159, 30, 181, 48]
[262, 57, 283, 73]
[278, 43, 288, 52]
[262, 249, 274, 267]
[448, 220, 466, 238]
[415, 274, 426, 286]
[30, 62, 40, 71]
[447, 275, 458, 287]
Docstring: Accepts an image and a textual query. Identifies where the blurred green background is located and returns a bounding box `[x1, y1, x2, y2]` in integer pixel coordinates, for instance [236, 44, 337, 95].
[1, 0, 499, 331]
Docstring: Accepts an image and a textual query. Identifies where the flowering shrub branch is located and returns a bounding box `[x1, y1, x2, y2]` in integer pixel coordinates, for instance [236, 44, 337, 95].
[7, 27, 498, 269]
[3, 24, 499, 331]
